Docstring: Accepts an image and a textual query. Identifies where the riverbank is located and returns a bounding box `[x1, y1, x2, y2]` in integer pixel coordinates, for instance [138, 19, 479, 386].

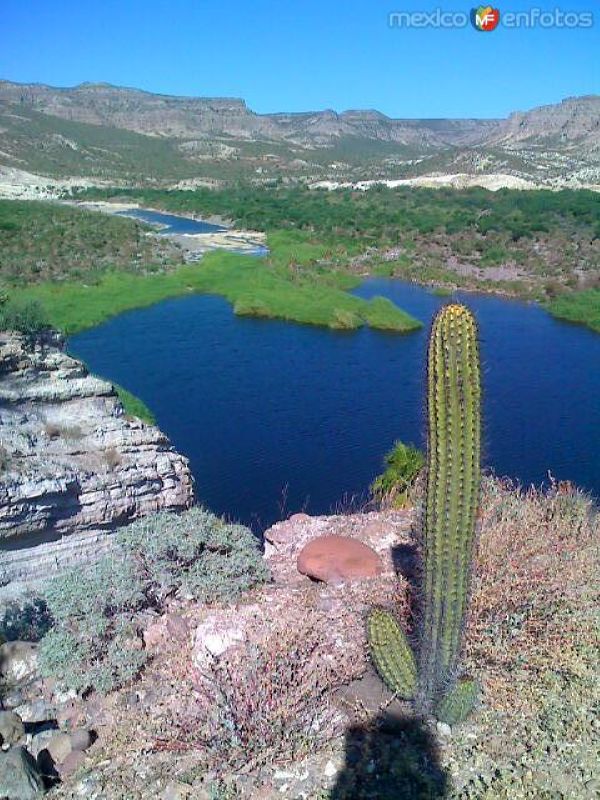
[73, 200, 268, 259]
[1, 199, 421, 335]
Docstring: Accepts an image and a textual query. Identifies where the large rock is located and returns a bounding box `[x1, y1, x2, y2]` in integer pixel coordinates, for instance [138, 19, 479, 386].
[0, 642, 38, 684]
[297, 535, 383, 583]
[0, 746, 44, 799]
[0, 711, 25, 746]
[0, 330, 195, 585]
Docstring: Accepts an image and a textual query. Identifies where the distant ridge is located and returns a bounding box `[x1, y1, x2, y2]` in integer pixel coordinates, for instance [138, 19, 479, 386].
[0, 79, 598, 184]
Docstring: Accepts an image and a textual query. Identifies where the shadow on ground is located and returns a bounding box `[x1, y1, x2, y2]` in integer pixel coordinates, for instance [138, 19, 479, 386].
[329, 711, 449, 800]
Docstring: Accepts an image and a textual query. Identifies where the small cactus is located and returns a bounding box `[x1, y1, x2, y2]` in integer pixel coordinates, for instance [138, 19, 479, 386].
[435, 678, 479, 726]
[367, 608, 417, 699]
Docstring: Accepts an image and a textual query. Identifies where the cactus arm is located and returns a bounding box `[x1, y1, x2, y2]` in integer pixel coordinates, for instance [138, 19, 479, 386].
[367, 609, 417, 700]
[435, 678, 479, 726]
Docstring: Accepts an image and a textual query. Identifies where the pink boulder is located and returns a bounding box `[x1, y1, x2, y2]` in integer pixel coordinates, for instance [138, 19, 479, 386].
[296, 535, 383, 584]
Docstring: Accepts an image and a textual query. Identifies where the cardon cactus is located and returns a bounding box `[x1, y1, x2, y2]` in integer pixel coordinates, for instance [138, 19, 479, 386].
[367, 608, 417, 699]
[367, 303, 482, 721]
[418, 303, 481, 703]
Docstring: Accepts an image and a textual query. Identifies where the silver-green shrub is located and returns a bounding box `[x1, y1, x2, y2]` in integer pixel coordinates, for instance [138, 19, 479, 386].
[117, 507, 269, 605]
[39, 508, 269, 694]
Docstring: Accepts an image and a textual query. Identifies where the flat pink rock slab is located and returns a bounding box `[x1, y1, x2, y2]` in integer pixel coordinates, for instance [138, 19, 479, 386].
[297, 534, 383, 584]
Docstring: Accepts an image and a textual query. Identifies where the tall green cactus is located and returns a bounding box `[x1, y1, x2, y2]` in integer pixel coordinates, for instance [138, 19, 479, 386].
[367, 303, 481, 719]
[419, 303, 481, 703]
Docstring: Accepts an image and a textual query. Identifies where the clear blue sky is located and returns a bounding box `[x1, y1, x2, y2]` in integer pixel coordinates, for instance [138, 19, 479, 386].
[1, 0, 598, 118]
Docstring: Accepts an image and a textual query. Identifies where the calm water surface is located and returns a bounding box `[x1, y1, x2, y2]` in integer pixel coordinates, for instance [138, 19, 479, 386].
[117, 208, 227, 234]
[69, 279, 600, 531]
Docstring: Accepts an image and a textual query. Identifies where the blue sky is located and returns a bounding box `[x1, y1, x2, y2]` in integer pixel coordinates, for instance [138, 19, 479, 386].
[1, 0, 598, 118]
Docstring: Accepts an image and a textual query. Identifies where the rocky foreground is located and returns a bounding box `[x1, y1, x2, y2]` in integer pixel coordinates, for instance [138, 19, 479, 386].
[0, 330, 194, 587]
[1, 479, 597, 800]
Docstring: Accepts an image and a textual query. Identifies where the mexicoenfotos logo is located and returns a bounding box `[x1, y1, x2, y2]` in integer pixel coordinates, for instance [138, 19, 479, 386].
[388, 6, 594, 29]
[471, 6, 501, 31]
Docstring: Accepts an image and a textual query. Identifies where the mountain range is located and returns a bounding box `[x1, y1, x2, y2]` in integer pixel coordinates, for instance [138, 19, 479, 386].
[0, 80, 598, 186]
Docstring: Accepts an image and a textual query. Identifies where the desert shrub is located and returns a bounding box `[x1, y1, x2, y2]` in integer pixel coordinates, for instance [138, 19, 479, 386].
[0, 597, 53, 642]
[371, 440, 425, 507]
[0, 297, 48, 334]
[39, 508, 269, 693]
[191, 615, 345, 769]
[117, 507, 270, 605]
[39, 555, 149, 693]
[467, 476, 599, 712]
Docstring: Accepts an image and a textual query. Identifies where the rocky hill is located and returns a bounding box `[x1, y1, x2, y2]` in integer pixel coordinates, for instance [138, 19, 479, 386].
[0, 80, 598, 185]
[0, 80, 500, 147]
[0, 330, 194, 587]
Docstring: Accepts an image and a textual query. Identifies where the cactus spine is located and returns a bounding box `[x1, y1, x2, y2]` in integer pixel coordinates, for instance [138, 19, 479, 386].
[367, 608, 417, 699]
[367, 303, 481, 721]
[419, 303, 481, 702]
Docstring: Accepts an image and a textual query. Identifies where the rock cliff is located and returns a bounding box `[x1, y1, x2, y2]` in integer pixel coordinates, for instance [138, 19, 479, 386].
[0, 330, 194, 585]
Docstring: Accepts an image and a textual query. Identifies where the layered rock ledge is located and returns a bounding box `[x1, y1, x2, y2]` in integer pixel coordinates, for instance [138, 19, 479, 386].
[0, 330, 194, 585]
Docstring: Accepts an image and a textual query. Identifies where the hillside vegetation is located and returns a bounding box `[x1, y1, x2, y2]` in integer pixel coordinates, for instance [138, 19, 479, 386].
[0, 199, 179, 283]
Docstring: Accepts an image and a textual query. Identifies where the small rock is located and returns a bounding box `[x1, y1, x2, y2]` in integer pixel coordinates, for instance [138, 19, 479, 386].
[29, 728, 56, 759]
[56, 699, 85, 730]
[56, 748, 86, 778]
[297, 535, 383, 583]
[0, 642, 39, 684]
[436, 721, 452, 737]
[0, 745, 45, 799]
[324, 759, 339, 778]
[52, 688, 77, 705]
[2, 689, 25, 711]
[47, 730, 73, 764]
[14, 700, 55, 724]
[0, 711, 25, 746]
[274, 770, 295, 780]
[195, 622, 247, 658]
[69, 728, 93, 752]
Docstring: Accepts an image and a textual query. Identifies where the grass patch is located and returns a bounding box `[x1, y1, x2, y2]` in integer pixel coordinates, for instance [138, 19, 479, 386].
[10, 245, 421, 335]
[546, 288, 600, 333]
[113, 384, 156, 425]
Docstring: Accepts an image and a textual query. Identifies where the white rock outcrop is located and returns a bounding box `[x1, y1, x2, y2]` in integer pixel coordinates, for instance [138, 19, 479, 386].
[0, 330, 194, 584]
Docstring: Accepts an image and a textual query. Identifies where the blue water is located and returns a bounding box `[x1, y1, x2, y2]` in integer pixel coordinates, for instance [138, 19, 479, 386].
[69, 280, 600, 532]
[117, 208, 227, 234]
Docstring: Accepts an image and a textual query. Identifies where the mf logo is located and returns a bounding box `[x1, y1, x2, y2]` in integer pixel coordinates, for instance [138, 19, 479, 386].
[471, 6, 501, 31]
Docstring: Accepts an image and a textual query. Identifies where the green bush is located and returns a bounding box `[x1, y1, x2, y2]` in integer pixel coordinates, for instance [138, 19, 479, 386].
[371, 441, 425, 507]
[116, 507, 270, 605]
[39, 508, 269, 693]
[0, 297, 48, 334]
